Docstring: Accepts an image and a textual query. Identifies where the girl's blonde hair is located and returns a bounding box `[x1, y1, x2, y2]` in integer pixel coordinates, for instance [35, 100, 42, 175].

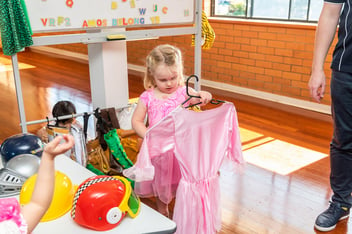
[144, 44, 184, 90]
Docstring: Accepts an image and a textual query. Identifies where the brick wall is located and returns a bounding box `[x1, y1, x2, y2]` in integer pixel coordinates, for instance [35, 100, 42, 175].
[49, 20, 336, 106]
[126, 20, 336, 106]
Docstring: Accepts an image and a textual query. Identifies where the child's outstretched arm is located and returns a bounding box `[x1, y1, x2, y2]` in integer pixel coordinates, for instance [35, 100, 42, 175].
[21, 135, 74, 233]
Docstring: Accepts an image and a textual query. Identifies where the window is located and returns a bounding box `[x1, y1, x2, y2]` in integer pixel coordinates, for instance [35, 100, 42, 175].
[212, 0, 323, 22]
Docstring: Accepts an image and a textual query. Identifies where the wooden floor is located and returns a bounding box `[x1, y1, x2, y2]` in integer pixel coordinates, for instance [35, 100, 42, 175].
[0, 49, 349, 233]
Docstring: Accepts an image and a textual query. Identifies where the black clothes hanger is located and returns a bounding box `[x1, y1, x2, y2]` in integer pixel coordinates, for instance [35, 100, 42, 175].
[46, 116, 63, 129]
[181, 75, 202, 107]
[182, 75, 225, 108]
[210, 99, 225, 105]
[83, 112, 90, 141]
[46, 116, 52, 130]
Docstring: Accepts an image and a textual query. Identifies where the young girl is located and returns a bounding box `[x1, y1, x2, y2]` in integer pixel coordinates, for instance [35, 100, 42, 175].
[0, 134, 75, 234]
[132, 44, 212, 217]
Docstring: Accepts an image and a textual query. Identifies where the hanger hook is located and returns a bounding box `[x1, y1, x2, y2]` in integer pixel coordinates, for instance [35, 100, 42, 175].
[94, 108, 100, 118]
[185, 75, 200, 98]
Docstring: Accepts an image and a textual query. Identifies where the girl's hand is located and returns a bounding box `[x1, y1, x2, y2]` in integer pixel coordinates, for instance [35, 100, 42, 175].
[187, 88, 212, 106]
[199, 91, 212, 106]
[44, 135, 75, 158]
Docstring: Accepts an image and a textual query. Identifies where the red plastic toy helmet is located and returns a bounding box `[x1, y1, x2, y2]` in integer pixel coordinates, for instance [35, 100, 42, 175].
[71, 175, 140, 231]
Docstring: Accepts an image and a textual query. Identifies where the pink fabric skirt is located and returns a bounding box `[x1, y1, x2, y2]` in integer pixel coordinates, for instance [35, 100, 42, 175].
[134, 151, 181, 204]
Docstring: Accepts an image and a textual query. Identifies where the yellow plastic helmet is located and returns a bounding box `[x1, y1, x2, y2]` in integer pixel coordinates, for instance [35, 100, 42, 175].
[19, 170, 77, 222]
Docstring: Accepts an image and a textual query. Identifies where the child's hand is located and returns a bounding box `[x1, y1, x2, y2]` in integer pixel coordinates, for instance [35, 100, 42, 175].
[199, 91, 212, 106]
[44, 135, 75, 158]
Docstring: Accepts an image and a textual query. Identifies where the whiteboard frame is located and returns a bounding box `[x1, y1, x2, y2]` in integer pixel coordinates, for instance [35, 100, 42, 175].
[31, 26, 196, 46]
[25, 0, 196, 33]
[12, 0, 203, 132]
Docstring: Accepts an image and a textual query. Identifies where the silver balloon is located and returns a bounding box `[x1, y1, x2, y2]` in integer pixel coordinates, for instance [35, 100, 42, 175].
[5, 154, 41, 178]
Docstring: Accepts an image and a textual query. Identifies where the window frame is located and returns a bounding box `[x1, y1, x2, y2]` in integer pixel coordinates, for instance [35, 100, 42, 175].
[210, 0, 319, 23]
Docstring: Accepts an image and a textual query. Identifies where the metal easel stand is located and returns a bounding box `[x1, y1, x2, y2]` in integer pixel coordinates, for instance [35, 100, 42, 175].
[12, 54, 27, 133]
[193, 0, 203, 92]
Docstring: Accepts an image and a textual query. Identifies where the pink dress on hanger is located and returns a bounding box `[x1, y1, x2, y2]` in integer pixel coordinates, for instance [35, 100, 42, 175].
[135, 86, 188, 203]
[124, 102, 244, 234]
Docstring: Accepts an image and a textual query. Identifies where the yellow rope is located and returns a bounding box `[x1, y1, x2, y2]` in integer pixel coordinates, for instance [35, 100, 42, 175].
[192, 11, 215, 50]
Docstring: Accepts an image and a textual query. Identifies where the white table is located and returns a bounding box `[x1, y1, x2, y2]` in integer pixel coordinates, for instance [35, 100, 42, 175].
[2, 155, 176, 234]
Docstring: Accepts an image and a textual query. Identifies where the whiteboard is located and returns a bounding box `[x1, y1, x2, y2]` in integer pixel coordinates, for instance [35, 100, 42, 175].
[24, 0, 195, 33]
